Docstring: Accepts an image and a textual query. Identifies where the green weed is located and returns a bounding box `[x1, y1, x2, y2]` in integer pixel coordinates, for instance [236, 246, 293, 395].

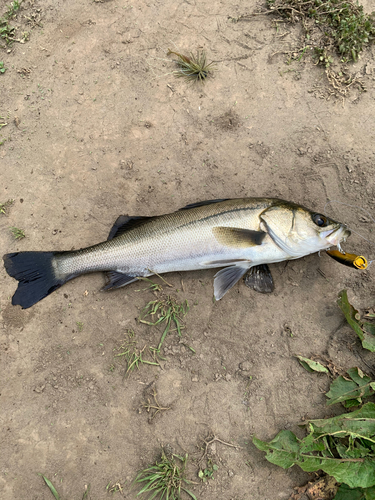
[338, 289, 375, 352]
[255, 318, 375, 499]
[0, 116, 8, 129]
[0, 199, 14, 214]
[105, 481, 125, 493]
[134, 450, 197, 500]
[139, 296, 189, 350]
[266, 0, 375, 63]
[0, 0, 22, 46]
[313, 47, 333, 68]
[6, 0, 22, 18]
[198, 460, 218, 482]
[0, 61, 6, 73]
[114, 332, 160, 377]
[9, 226, 25, 239]
[254, 403, 375, 493]
[40, 474, 90, 500]
[76, 321, 84, 332]
[168, 49, 215, 82]
[40, 475, 60, 500]
[138, 277, 164, 293]
[295, 355, 329, 373]
[0, 20, 15, 45]
[326, 366, 375, 407]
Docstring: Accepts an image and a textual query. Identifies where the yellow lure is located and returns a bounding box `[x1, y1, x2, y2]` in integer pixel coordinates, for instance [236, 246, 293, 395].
[326, 250, 367, 269]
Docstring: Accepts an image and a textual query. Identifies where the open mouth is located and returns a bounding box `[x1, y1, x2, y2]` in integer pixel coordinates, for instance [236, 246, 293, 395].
[324, 225, 351, 247]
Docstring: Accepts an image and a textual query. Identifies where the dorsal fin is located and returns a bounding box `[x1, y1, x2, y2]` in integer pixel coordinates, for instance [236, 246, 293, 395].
[179, 199, 229, 211]
[107, 215, 156, 240]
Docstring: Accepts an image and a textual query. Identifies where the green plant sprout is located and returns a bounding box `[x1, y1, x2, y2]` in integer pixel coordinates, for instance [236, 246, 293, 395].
[10, 226, 25, 239]
[168, 49, 216, 81]
[139, 296, 189, 350]
[134, 450, 197, 500]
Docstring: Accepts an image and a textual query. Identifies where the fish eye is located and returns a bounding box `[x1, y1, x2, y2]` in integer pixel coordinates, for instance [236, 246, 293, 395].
[313, 213, 328, 227]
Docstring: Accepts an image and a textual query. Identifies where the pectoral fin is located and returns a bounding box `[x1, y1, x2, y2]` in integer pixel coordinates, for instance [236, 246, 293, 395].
[213, 227, 266, 248]
[244, 264, 274, 294]
[213, 265, 249, 300]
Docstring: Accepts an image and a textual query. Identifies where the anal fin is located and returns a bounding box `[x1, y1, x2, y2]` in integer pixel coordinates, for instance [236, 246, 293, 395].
[244, 264, 274, 294]
[101, 271, 139, 291]
[213, 265, 249, 300]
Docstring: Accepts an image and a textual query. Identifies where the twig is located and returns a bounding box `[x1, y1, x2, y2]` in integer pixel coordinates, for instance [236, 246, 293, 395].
[198, 434, 243, 466]
[142, 389, 171, 419]
[147, 268, 174, 287]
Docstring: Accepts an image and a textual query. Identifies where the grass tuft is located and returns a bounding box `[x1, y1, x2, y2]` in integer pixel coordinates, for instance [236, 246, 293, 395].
[0, 0, 22, 46]
[114, 331, 160, 378]
[9, 226, 25, 239]
[134, 450, 197, 500]
[139, 296, 189, 351]
[168, 49, 215, 81]
[267, 0, 375, 63]
[0, 199, 14, 214]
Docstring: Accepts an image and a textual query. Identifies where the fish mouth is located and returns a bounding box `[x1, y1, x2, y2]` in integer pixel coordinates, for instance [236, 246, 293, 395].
[323, 225, 351, 249]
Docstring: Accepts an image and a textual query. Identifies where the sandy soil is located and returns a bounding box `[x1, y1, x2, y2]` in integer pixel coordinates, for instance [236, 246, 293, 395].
[1, 0, 375, 498]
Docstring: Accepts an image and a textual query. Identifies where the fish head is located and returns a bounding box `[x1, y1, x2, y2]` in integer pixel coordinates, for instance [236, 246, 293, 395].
[260, 202, 351, 257]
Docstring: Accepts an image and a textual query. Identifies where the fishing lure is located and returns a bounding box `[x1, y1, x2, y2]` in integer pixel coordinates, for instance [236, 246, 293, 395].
[326, 249, 367, 269]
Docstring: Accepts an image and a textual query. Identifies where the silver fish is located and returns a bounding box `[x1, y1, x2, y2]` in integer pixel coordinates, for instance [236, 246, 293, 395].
[3, 198, 350, 309]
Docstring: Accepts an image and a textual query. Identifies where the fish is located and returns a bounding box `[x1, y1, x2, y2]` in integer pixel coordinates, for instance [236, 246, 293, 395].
[3, 197, 351, 309]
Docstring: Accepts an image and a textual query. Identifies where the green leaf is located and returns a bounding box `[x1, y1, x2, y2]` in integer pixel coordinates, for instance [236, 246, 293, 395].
[253, 430, 302, 469]
[334, 484, 375, 500]
[338, 290, 375, 352]
[309, 403, 375, 439]
[364, 323, 375, 337]
[338, 290, 363, 334]
[40, 475, 61, 500]
[295, 355, 329, 373]
[254, 404, 375, 488]
[82, 484, 91, 499]
[334, 484, 366, 500]
[181, 487, 198, 500]
[326, 367, 375, 407]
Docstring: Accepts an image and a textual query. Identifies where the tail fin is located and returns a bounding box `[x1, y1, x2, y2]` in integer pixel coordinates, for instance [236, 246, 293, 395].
[3, 251, 71, 309]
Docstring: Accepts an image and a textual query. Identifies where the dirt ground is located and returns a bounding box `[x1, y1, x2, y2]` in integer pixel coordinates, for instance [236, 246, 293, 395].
[1, 0, 375, 498]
